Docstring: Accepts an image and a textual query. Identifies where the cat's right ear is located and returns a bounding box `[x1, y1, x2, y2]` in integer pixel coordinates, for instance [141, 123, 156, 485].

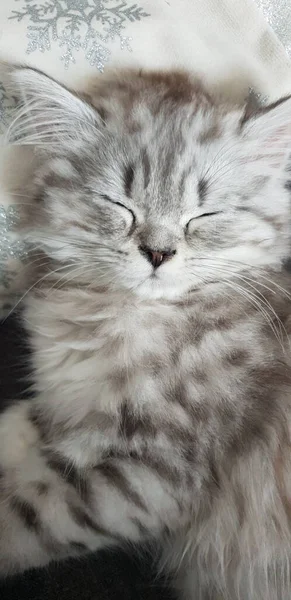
[241, 93, 291, 171]
[5, 66, 103, 148]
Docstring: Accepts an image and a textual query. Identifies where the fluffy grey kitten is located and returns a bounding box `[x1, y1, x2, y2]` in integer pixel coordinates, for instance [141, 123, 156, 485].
[1, 67, 291, 600]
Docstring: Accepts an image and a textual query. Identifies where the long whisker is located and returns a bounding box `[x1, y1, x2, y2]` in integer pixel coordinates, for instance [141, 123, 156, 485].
[41, 265, 91, 296]
[1, 263, 76, 323]
[43, 258, 126, 298]
[221, 279, 284, 348]
[189, 259, 280, 299]
[31, 234, 122, 253]
[189, 263, 287, 349]
[189, 257, 291, 301]
[210, 267, 288, 346]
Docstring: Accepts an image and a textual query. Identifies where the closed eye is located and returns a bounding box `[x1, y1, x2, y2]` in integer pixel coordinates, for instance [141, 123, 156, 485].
[99, 194, 136, 232]
[99, 194, 134, 215]
[185, 211, 221, 233]
[195, 211, 220, 218]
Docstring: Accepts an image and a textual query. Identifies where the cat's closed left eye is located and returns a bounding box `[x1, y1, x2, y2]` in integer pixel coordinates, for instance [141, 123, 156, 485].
[186, 211, 221, 231]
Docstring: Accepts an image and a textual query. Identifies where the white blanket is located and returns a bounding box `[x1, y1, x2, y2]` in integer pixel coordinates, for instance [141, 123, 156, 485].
[1, 0, 291, 313]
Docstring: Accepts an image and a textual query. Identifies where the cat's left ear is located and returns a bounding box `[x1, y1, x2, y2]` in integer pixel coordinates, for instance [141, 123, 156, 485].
[5, 66, 101, 148]
[241, 94, 291, 169]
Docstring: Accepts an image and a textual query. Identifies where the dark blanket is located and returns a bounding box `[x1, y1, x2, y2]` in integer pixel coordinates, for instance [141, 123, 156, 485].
[0, 315, 174, 600]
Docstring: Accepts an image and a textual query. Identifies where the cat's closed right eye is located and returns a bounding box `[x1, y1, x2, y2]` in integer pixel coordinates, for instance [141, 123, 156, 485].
[185, 211, 221, 233]
[99, 193, 136, 233]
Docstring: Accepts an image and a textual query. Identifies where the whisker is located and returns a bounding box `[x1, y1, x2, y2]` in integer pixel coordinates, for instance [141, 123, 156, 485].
[188, 259, 278, 297]
[1, 263, 75, 323]
[214, 269, 287, 346]
[189, 262, 287, 349]
[45, 264, 97, 296]
[31, 234, 122, 253]
[196, 257, 291, 301]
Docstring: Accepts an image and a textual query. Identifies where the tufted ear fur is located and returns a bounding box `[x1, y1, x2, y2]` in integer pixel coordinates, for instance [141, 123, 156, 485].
[5, 66, 102, 148]
[241, 94, 291, 170]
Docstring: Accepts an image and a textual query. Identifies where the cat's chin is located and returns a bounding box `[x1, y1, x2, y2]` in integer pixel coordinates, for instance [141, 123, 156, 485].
[132, 277, 194, 301]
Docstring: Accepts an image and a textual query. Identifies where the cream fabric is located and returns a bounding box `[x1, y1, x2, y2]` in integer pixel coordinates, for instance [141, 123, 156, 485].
[0, 0, 291, 314]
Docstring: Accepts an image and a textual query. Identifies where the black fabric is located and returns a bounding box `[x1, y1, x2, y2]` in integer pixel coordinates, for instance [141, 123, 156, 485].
[0, 551, 173, 600]
[0, 315, 174, 600]
[0, 312, 32, 405]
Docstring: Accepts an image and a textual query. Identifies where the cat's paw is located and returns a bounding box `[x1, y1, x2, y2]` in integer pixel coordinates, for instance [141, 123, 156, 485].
[0, 402, 38, 469]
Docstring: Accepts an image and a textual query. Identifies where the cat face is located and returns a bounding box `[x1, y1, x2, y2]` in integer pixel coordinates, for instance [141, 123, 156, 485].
[8, 68, 291, 300]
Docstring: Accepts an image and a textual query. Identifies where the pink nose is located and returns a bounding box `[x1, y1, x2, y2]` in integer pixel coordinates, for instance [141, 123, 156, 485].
[139, 247, 176, 268]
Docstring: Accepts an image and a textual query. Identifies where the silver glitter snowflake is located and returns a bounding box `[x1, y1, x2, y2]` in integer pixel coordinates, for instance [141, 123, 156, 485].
[0, 204, 28, 289]
[10, 0, 150, 70]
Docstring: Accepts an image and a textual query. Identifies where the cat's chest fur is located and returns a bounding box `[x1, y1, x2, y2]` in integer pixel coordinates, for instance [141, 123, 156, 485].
[29, 287, 267, 430]
[27, 287, 291, 476]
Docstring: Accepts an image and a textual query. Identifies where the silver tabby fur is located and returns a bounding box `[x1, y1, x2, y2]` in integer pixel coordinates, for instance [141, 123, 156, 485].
[1, 67, 291, 599]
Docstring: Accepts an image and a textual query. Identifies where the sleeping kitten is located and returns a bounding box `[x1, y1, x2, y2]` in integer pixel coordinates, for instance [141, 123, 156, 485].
[1, 67, 291, 599]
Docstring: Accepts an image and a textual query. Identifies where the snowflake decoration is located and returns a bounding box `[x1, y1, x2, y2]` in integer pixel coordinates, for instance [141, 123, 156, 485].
[27, 26, 51, 54]
[58, 30, 82, 67]
[0, 205, 28, 289]
[10, 0, 150, 70]
[85, 38, 111, 70]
